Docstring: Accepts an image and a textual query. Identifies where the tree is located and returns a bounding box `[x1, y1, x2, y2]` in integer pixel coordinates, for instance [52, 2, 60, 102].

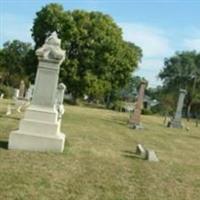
[120, 76, 146, 101]
[159, 51, 200, 118]
[0, 40, 32, 87]
[32, 3, 142, 102]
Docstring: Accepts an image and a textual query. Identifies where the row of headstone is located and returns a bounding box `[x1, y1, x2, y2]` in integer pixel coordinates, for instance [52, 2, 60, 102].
[129, 83, 187, 129]
[13, 83, 34, 101]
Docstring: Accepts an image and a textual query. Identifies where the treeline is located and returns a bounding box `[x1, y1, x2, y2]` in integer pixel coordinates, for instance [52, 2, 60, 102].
[0, 3, 200, 117]
[0, 3, 142, 105]
[154, 51, 200, 118]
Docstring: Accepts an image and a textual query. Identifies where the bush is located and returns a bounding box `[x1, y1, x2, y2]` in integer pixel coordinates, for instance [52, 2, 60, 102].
[111, 101, 125, 112]
[142, 108, 153, 115]
[0, 85, 14, 98]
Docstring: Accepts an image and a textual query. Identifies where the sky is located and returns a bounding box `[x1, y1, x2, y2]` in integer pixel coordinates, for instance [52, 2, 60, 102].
[1, 0, 200, 87]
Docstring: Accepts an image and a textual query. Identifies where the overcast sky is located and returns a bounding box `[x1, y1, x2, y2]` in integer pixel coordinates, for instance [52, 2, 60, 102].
[1, 0, 200, 87]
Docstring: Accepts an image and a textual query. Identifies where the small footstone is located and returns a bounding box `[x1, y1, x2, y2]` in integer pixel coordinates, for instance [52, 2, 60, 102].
[135, 144, 146, 157]
[146, 149, 159, 162]
[6, 105, 12, 116]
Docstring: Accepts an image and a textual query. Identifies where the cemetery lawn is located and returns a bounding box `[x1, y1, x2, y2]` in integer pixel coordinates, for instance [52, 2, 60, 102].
[0, 99, 200, 200]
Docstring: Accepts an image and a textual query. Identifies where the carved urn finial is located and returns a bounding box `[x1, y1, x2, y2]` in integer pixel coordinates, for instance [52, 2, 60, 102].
[36, 32, 65, 63]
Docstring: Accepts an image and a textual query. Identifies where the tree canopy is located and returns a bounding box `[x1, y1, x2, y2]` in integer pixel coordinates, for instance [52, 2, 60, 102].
[32, 3, 142, 101]
[159, 51, 200, 117]
[0, 40, 32, 87]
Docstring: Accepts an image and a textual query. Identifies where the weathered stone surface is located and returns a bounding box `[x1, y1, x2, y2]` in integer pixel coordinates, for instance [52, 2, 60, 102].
[129, 80, 146, 129]
[0, 93, 4, 99]
[146, 149, 159, 162]
[171, 89, 187, 128]
[56, 83, 66, 120]
[13, 89, 19, 100]
[9, 32, 66, 153]
[18, 80, 25, 99]
[6, 105, 11, 116]
[25, 85, 34, 101]
[135, 144, 146, 157]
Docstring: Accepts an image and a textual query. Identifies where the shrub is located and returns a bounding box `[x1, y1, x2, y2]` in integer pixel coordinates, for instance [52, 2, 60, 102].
[0, 85, 14, 98]
[111, 101, 125, 112]
[142, 108, 153, 115]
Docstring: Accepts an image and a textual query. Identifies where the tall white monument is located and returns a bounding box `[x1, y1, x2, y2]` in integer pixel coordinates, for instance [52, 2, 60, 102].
[9, 32, 66, 152]
[171, 89, 187, 128]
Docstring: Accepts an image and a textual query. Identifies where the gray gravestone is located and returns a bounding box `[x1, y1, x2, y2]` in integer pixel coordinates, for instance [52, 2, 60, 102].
[56, 83, 66, 119]
[146, 149, 159, 162]
[171, 89, 187, 128]
[135, 144, 146, 157]
[18, 80, 25, 99]
[25, 84, 34, 101]
[6, 105, 12, 116]
[13, 89, 19, 100]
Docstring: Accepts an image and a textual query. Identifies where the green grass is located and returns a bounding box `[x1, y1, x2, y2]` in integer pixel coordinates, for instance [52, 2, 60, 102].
[0, 99, 200, 200]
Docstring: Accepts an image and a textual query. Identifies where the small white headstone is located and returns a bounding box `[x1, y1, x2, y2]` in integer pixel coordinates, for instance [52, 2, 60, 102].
[25, 85, 34, 101]
[0, 93, 4, 99]
[146, 149, 159, 162]
[135, 144, 146, 157]
[13, 89, 19, 100]
[6, 105, 12, 116]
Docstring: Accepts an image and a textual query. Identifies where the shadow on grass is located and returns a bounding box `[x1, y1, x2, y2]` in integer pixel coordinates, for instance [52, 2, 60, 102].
[99, 117, 128, 127]
[0, 140, 8, 149]
[0, 115, 20, 120]
[184, 135, 200, 140]
[121, 150, 144, 160]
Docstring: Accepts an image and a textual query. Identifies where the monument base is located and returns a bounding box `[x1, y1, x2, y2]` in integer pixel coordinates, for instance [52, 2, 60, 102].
[9, 131, 65, 152]
[8, 105, 66, 153]
[128, 123, 143, 129]
[170, 120, 183, 128]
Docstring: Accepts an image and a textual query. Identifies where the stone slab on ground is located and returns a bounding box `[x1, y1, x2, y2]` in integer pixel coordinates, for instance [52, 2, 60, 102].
[145, 149, 159, 162]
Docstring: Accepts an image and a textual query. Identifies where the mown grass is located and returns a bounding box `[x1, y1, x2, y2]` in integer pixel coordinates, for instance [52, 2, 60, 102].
[0, 99, 200, 200]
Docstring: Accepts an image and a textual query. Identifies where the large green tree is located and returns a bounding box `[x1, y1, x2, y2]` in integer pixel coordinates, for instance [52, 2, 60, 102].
[0, 40, 32, 87]
[32, 3, 142, 102]
[159, 51, 200, 118]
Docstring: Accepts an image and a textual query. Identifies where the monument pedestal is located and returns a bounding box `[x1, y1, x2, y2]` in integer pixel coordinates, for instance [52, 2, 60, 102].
[128, 123, 143, 129]
[8, 105, 65, 152]
[9, 131, 65, 152]
[8, 32, 66, 153]
[170, 120, 183, 128]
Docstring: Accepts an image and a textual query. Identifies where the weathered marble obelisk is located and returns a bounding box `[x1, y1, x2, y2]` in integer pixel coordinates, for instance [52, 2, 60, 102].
[171, 89, 187, 128]
[9, 32, 66, 152]
[129, 80, 146, 129]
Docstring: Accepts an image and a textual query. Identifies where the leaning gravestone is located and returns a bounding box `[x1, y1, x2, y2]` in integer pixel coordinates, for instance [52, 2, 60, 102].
[135, 144, 146, 157]
[171, 89, 187, 128]
[9, 32, 66, 152]
[129, 80, 146, 129]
